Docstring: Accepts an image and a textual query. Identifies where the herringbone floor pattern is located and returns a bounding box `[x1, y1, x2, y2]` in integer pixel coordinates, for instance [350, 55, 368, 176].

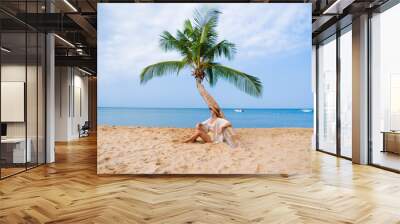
[1, 135, 400, 223]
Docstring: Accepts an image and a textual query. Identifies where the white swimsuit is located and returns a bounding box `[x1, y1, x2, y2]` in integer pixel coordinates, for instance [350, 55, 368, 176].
[201, 118, 233, 144]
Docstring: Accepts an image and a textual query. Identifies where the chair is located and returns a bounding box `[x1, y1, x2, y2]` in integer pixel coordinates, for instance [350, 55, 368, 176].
[79, 121, 90, 138]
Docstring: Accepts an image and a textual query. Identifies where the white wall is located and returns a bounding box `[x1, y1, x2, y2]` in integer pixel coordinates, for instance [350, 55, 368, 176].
[55, 67, 89, 141]
[55, 66, 70, 141]
[1, 63, 46, 164]
[1, 65, 41, 137]
[1, 65, 26, 139]
[71, 73, 89, 138]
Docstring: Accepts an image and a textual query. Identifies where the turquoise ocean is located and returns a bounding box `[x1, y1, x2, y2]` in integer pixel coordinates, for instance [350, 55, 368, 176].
[98, 108, 313, 128]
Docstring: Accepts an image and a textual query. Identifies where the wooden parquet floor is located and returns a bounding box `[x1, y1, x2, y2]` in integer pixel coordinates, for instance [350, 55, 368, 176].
[1, 135, 400, 224]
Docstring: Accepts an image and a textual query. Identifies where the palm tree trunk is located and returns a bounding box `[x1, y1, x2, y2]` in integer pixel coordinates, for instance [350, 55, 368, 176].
[196, 80, 238, 147]
[196, 80, 238, 148]
[196, 80, 225, 118]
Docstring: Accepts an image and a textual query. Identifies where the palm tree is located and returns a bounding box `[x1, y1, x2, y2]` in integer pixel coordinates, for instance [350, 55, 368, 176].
[140, 8, 263, 118]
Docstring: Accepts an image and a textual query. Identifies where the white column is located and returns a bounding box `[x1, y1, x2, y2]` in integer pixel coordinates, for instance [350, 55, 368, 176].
[46, 32, 55, 163]
[55, 67, 73, 141]
[45, 0, 56, 163]
[352, 14, 369, 164]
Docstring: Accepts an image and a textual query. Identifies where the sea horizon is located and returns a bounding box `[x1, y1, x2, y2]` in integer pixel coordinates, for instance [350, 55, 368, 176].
[98, 107, 314, 128]
[98, 106, 314, 110]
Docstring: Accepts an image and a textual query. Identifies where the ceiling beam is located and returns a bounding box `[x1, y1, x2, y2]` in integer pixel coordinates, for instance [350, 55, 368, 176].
[67, 13, 97, 46]
[55, 55, 96, 73]
[323, 0, 356, 14]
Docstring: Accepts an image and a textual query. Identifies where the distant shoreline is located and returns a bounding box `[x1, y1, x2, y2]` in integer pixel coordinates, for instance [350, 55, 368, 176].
[98, 108, 314, 128]
[98, 107, 314, 110]
[99, 125, 313, 130]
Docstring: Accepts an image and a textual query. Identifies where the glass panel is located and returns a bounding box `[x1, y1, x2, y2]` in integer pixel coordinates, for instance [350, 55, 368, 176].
[317, 36, 337, 154]
[1, 31, 27, 177]
[38, 32, 45, 165]
[371, 4, 400, 171]
[26, 0, 39, 169]
[27, 30, 38, 169]
[339, 28, 352, 158]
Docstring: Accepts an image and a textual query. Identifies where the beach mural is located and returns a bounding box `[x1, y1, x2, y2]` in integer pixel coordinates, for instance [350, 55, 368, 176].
[97, 3, 312, 174]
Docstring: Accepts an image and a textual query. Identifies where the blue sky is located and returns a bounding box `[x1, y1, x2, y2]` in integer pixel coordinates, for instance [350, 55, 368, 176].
[98, 3, 312, 109]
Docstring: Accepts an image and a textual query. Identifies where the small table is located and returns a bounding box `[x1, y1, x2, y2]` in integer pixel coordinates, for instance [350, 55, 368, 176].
[381, 131, 400, 154]
[1, 138, 31, 164]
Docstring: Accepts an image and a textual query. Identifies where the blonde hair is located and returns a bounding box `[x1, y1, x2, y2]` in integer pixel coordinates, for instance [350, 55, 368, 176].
[209, 107, 223, 118]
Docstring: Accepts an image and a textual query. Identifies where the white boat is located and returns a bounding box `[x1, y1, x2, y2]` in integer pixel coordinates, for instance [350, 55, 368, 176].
[301, 109, 312, 113]
[234, 109, 244, 113]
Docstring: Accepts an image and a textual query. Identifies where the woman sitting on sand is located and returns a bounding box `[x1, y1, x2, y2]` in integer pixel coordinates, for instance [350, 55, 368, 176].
[184, 107, 236, 147]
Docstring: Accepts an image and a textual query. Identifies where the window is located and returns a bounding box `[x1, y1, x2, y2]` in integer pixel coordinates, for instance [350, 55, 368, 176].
[370, 3, 400, 171]
[317, 35, 337, 154]
[339, 27, 352, 158]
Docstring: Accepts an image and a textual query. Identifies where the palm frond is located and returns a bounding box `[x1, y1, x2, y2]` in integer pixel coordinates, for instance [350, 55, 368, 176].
[205, 67, 217, 87]
[183, 19, 195, 39]
[193, 8, 220, 58]
[204, 40, 236, 61]
[199, 18, 218, 44]
[160, 30, 193, 61]
[193, 9, 220, 29]
[140, 61, 186, 84]
[177, 32, 194, 61]
[211, 64, 263, 97]
[159, 31, 179, 51]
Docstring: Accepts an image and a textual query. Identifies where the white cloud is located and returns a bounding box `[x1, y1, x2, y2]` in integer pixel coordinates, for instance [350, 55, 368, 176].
[218, 4, 310, 58]
[98, 3, 310, 82]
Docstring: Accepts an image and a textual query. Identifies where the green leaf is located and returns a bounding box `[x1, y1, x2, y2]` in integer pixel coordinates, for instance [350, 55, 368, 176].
[211, 64, 263, 97]
[204, 40, 236, 61]
[140, 61, 186, 84]
[205, 67, 217, 87]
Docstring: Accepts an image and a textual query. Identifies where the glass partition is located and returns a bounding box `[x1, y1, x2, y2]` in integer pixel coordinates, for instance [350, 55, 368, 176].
[1, 31, 28, 177]
[0, 2, 46, 179]
[370, 3, 400, 171]
[339, 27, 352, 158]
[317, 35, 337, 154]
[27, 30, 38, 169]
[38, 32, 45, 165]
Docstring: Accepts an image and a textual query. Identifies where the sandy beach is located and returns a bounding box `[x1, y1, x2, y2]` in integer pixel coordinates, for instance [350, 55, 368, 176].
[97, 126, 312, 174]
